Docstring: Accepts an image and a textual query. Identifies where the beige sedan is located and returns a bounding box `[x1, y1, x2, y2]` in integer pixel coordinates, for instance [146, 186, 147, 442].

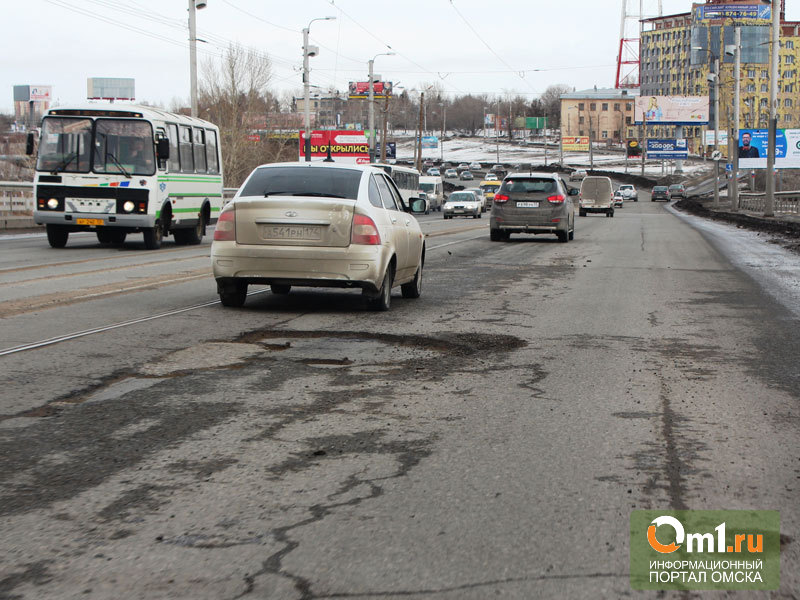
[211, 162, 427, 310]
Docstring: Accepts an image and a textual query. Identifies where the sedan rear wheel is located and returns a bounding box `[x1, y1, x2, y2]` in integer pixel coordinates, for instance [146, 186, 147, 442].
[401, 258, 423, 299]
[367, 264, 394, 311]
[219, 281, 248, 307]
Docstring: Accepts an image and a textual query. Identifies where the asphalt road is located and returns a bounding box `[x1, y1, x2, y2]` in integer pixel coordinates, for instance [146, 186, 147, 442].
[0, 196, 798, 599]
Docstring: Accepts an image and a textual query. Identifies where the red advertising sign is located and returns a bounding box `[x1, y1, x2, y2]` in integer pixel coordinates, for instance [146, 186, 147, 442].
[348, 81, 393, 100]
[298, 130, 370, 164]
[247, 134, 261, 142]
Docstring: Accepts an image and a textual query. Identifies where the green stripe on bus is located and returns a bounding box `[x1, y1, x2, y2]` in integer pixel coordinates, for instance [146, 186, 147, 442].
[158, 177, 222, 182]
[170, 193, 222, 197]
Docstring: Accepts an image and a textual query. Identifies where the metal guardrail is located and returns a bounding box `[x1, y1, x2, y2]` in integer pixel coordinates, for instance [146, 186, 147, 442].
[739, 191, 800, 215]
[0, 181, 34, 213]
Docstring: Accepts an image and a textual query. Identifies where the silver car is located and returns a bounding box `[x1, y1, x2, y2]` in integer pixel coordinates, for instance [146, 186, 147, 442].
[212, 162, 426, 311]
[490, 172, 576, 242]
[443, 190, 482, 219]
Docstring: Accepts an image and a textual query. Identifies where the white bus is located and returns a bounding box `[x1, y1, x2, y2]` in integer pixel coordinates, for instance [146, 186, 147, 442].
[370, 163, 422, 207]
[30, 103, 223, 249]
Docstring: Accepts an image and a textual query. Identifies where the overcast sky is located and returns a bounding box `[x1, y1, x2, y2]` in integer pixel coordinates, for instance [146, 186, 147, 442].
[5, 0, 797, 114]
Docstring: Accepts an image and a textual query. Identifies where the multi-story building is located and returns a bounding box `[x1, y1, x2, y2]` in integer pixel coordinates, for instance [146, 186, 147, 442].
[560, 88, 640, 144]
[639, 0, 799, 154]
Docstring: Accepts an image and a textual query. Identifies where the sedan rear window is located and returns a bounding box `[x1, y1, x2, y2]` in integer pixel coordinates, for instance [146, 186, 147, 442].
[501, 178, 557, 194]
[240, 167, 362, 200]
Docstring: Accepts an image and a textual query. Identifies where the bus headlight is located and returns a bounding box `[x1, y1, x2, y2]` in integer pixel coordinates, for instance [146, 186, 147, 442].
[123, 201, 135, 213]
[47, 198, 59, 209]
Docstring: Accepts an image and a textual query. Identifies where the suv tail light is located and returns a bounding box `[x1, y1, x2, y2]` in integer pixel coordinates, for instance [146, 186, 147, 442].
[213, 206, 235, 241]
[493, 193, 510, 203]
[547, 194, 566, 204]
[351, 214, 381, 245]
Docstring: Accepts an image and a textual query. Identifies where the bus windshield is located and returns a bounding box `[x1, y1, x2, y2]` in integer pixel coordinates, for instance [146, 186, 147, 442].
[36, 117, 92, 174]
[93, 119, 155, 176]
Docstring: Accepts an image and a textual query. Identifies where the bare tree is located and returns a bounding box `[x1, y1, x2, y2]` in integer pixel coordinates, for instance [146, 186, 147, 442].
[539, 84, 572, 129]
[199, 44, 273, 186]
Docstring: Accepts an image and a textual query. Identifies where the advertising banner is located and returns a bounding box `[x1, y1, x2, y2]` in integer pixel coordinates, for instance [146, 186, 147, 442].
[375, 142, 396, 159]
[738, 129, 800, 169]
[704, 130, 729, 146]
[635, 96, 709, 125]
[298, 130, 370, 164]
[526, 117, 547, 130]
[647, 139, 689, 159]
[29, 86, 53, 102]
[421, 136, 438, 149]
[693, 2, 770, 22]
[348, 81, 393, 100]
[562, 136, 590, 152]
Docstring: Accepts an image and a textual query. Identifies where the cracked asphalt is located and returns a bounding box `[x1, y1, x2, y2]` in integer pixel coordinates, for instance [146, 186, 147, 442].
[0, 202, 798, 599]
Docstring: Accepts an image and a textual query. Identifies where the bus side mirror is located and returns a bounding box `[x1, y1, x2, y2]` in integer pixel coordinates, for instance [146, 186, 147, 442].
[156, 138, 170, 160]
[568, 188, 579, 196]
[26, 132, 35, 156]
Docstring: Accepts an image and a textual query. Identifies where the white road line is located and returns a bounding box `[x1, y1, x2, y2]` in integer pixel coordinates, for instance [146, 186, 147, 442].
[0, 232, 486, 357]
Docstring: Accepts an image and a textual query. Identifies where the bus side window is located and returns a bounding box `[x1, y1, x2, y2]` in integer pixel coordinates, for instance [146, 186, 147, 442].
[167, 124, 180, 173]
[179, 125, 194, 173]
[193, 127, 207, 173]
[155, 128, 168, 171]
[206, 130, 219, 174]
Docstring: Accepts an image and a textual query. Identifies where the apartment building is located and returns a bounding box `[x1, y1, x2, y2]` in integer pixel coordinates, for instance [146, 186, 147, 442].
[560, 88, 640, 144]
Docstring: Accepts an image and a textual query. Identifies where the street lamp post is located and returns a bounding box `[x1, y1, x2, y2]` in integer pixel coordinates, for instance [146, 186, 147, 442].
[188, 0, 207, 118]
[730, 27, 741, 211]
[694, 45, 722, 207]
[495, 99, 500, 163]
[439, 103, 447, 163]
[302, 16, 336, 162]
[368, 52, 395, 163]
[765, 0, 780, 217]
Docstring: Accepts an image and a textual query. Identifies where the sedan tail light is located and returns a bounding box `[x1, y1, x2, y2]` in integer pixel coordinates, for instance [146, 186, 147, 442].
[351, 214, 381, 245]
[213, 206, 235, 241]
[493, 193, 510, 203]
[547, 194, 566, 204]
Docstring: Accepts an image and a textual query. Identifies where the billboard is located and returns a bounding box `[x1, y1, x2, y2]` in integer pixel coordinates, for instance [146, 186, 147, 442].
[646, 138, 688, 159]
[704, 130, 729, 146]
[738, 129, 800, 169]
[375, 142, 396, 159]
[348, 81, 393, 100]
[87, 77, 135, 100]
[634, 96, 709, 125]
[562, 136, 589, 152]
[526, 117, 547, 129]
[13, 85, 52, 102]
[693, 3, 770, 21]
[298, 130, 370, 164]
[421, 136, 438, 149]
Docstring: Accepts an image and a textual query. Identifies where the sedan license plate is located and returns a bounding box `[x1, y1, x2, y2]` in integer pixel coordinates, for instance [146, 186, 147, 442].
[76, 218, 105, 226]
[261, 225, 322, 240]
[516, 202, 539, 208]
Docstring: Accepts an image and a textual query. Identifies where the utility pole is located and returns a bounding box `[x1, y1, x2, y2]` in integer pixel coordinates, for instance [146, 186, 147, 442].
[380, 93, 389, 163]
[495, 99, 500, 163]
[713, 56, 720, 208]
[544, 113, 548, 167]
[731, 26, 741, 211]
[416, 92, 424, 172]
[302, 26, 312, 161]
[765, 0, 780, 217]
[188, 0, 206, 118]
[368, 58, 375, 162]
[440, 103, 446, 163]
[641, 113, 647, 176]
[589, 113, 594, 172]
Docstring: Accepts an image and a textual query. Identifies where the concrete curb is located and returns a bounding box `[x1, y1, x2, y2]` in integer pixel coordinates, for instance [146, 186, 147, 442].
[1, 216, 40, 230]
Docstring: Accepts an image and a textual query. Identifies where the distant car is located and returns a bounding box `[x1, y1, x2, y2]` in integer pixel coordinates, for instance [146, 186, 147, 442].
[417, 191, 431, 214]
[490, 172, 576, 242]
[668, 183, 686, 199]
[490, 164, 506, 177]
[618, 184, 638, 202]
[466, 187, 486, 212]
[469, 161, 482, 171]
[569, 169, 587, 181]
[484, 173, 498, 181]
[457, 162, 470, 172]
[443, 190, 482, 219]
[423, 160, 434, 168]
[459, 170, 474, 181]
[427, 167, 440, 176]
[444, 168, 458, 178]
[651, 186, 671, 202]
[211, 162, 427, 311]
[613, 190, 624, 207]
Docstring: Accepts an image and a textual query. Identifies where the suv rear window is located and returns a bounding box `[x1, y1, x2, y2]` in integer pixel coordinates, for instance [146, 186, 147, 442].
[241, 167, 362, 199]
[501, 178, 557, 194]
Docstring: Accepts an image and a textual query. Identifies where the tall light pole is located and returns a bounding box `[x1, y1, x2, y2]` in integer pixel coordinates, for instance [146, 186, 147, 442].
[483, 106, 488, 139]
[730, 27, 741, 211]
[765, 0, 780, 217]
[495, 99, 500, 163]
[694, 45, 722, 207]
[302, 16, 336, 162]
[368, 52, 394, 162]
[439, 102, 447, 163]
[188, 0, 207, 118]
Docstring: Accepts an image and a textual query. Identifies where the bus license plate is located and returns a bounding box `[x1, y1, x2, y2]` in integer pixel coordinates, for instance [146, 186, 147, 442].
[76, 218, 105, 226]
[516, 202, 539, 208]
[261, 225, 322, 240]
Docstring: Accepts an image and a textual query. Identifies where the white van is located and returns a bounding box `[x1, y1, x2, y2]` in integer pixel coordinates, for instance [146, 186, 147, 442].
[419, 176, 444, 211]
[578, 176, 614, 217]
